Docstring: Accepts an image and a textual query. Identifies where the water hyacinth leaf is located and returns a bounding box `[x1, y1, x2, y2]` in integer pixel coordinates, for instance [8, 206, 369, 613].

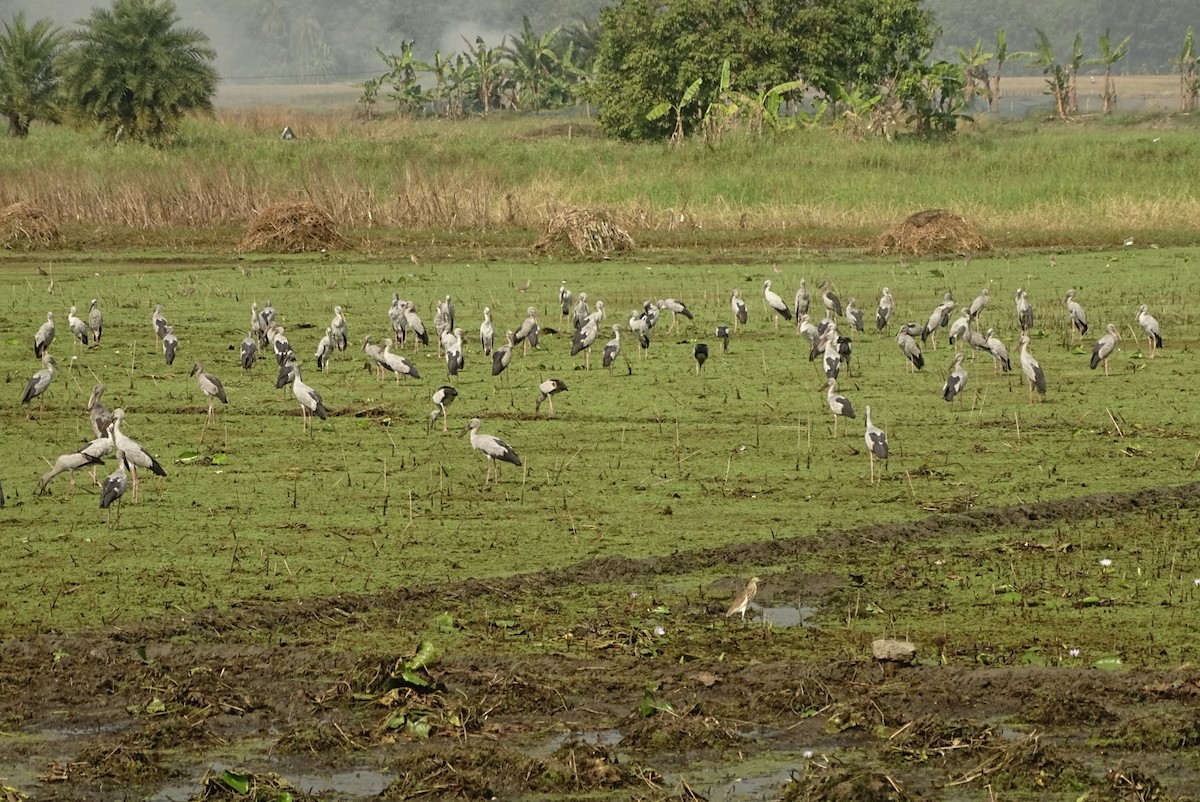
[433, 612, 456, 633]
[492, 619, 519, 628]
[386, 713, 406, 730]
[399, 668, 429, 688]
[135, 645, 150, 663]
[652, 605, 670, 614]
[177, 451, 201, 464]
[410, 640, 438, 670]
[407, 718, 432, 739]
[211, 453, 229, 465]
[218, 770, 252, 794]
[1095, 655, 1124, 670]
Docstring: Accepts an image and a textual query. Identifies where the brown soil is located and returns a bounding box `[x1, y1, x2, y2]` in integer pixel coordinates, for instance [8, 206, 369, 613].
[4, 485, 1200, 800]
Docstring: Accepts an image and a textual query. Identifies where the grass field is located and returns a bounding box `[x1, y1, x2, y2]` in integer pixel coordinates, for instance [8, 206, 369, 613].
[5, 240, 1200, 799]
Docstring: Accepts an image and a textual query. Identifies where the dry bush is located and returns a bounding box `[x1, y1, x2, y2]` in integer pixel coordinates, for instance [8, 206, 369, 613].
[876, 209, 991, 256]
[239, 201, 347, 253]
[0, 201, 62, 250]
[535, 206, 635, 256]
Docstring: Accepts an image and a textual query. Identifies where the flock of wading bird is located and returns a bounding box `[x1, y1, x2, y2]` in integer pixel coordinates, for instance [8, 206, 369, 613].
[14, 275, 1166, 517]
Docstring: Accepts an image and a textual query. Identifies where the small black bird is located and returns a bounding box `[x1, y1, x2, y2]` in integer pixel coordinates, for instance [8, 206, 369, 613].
[694, 343, 709, 374]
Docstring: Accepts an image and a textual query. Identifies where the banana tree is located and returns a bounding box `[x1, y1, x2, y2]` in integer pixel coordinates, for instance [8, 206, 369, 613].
[500, 16, 560, 112]
[377, 42, 429, 116]
[957, 39, 993, 109]
[1066, 33, 1084, 114]
[1085, 30, 1131, 114]
[462, 36, 505, 115]
[647, 76, 703, 145]
[1173, 27, 1198, 112]
[990, 28, 1008, 113]
[1016, 30, 1070, 119]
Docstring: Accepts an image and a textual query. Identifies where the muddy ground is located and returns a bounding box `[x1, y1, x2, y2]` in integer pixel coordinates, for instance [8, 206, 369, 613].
[4, 485, 1200, 801]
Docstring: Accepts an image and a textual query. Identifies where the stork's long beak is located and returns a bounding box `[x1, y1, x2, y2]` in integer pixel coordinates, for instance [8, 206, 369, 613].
[459, 425, 470, 438]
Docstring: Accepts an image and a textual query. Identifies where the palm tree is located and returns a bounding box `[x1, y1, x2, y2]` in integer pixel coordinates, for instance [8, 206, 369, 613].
[1086, 30, 1131, 114]
[60, 0, 218, 146]
[0, 13, 65, 137]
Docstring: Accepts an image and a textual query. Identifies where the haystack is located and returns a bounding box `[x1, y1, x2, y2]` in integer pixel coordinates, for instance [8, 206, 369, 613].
[535, 207, 634, 256]
[0, 202, 61, 250]
[240, 202, 346, 253]
[876, 209, 990, 256]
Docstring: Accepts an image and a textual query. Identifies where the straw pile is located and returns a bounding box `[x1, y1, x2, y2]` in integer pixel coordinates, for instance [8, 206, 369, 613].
[535, 207, 634, 256]
[876, 209, 990, 256]
[0, 202, 61, 250]
[239, 202, 346, 253]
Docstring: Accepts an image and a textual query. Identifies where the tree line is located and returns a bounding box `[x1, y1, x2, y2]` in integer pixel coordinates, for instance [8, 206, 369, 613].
[2, 0, 1199, 146]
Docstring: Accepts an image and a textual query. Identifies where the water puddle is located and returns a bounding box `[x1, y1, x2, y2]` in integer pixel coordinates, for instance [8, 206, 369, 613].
[756, 604, 817, 627]
[526, 727, 624, 758]
[148, 765, 390, 801]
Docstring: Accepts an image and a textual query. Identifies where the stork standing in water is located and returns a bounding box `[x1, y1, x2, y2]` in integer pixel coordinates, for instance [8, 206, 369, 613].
[1090, 323, 1119, 376]
[462, 418, 522, 484]
[693, 343, 709, 374]
[942, 352, 969, 404]
[762, 280, 792, 328]
[479, 307, 495, 356]
[731, 289, 748, 331]
[21, 354, 57, 412]
[33, 311, 55, 358]
[794, 279, 810, 320]
[602, 325, 622, 374]
[864, 405, 889, 484]
[825, 378, 855, 437]
[1065, 289, 1089, 340]
[876, 288, 895, 332]
[88, 299, 103, 344]
[109, 408, 167, 501]
[191, 361, 228, 422]
[535, 378, 568, 415]
[1018, 334, 1046, 402]
[725, 576, 760, 621]
[429, 386, 458, 432]
[1136, 304, 1162, 358]
[1015, 288, 1033, 333]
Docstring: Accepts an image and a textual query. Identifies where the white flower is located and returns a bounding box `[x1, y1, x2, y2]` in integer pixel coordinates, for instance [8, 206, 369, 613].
[1099, 558, 1113, 568]
[803, 750, 814, 759]
[630, 591, 638, 599]
[653, 625, 665, 637]
[1193, 578, 1200, 587]
[1069, 648, 1081, 658]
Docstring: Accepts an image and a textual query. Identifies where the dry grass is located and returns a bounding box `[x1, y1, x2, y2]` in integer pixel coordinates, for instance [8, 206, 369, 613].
[535, 206, 635, 256]
[0, 201, 61, 250]
[875, 209, 991, 256]
[239, 201, 347, 253]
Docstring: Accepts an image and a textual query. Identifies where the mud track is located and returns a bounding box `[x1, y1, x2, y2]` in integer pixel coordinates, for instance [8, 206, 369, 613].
[3, 483, 1200, 801]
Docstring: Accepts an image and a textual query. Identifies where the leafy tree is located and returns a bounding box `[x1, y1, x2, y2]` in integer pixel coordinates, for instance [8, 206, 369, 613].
[60, 0, 218, 145]
[1066, 33, 1084, 115]
[0, 13, 65, 137]
[1086, 30, 1131, 114]
[462, 36, 506, 115]
[957, 39, 993, 108]
[594, 0, 933, 142]
[377, 42, 429, 116]
[646, 76, 703, 145]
